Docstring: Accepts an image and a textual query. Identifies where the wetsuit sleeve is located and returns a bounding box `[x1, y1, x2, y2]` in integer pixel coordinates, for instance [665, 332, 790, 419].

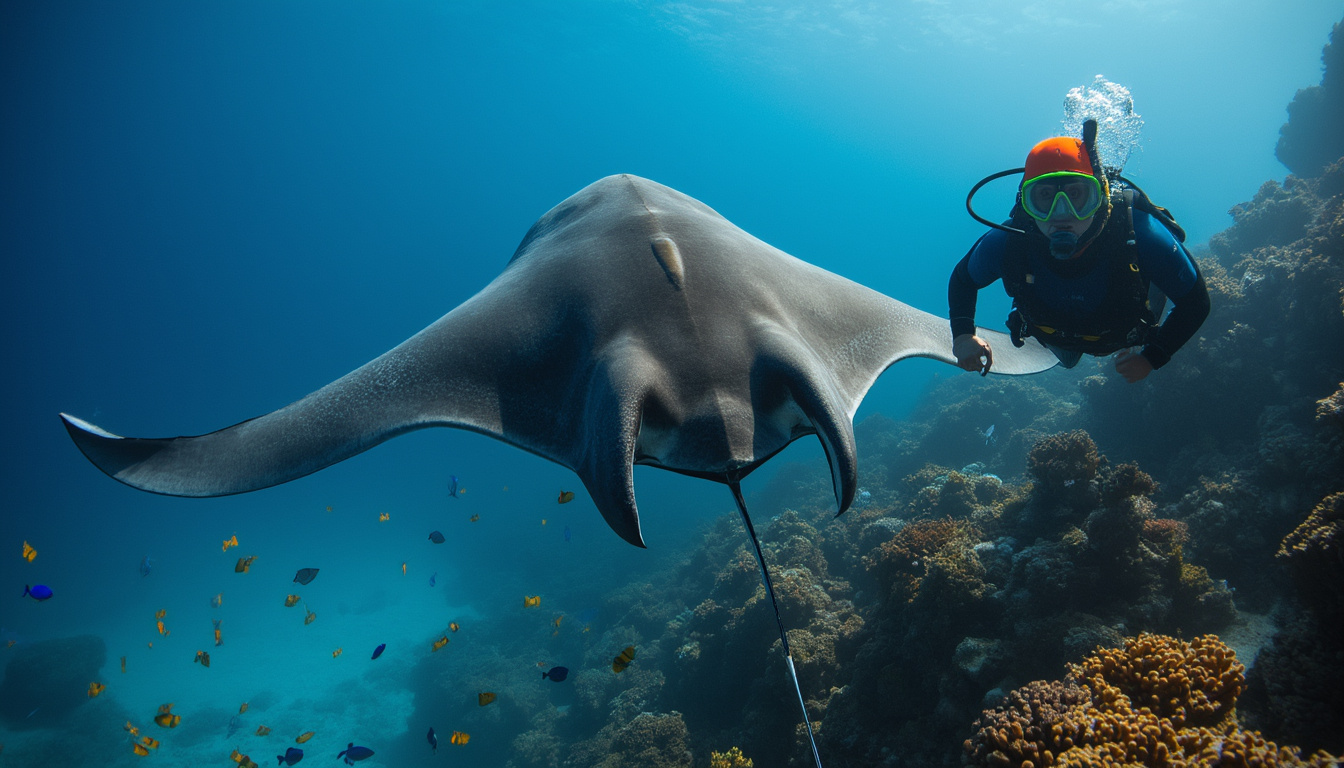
[1133, 211, 1210, 369]
[948, 231, 1005, 339]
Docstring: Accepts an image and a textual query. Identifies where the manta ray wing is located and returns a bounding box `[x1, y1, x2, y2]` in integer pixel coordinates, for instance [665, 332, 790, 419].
[62, 174, 1055, 547]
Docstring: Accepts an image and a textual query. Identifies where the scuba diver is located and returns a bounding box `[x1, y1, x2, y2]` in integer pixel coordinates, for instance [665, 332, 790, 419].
[949, 119, 1210, 383]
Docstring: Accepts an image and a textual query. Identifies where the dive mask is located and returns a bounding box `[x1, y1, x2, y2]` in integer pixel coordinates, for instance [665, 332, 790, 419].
[1021, 171, 1103, 221]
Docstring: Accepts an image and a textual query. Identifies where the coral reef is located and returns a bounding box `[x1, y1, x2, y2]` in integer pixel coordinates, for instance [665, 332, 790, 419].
[709, 745, 754, 767]
[964, 633, 1338, 768]
[1276, 17, 1344, 178]
[0, 635, 107, 728]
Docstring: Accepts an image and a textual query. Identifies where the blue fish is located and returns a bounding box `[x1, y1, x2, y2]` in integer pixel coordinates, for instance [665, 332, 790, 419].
[427, 531, 445, 544]
[427, 727, 438, 754]
[293, 568, 320, 585]
[447, 476, 461, 498]
[428, 572, 437, 587]
[542, 666, 569, 682]
[337, 743, 374, 765]
[139, 555, 153, 577]
[371, 643, 385, 660]
[23, 585, 53, 601]
[563, 525, 571, 543]
[277, 747, 304, 766]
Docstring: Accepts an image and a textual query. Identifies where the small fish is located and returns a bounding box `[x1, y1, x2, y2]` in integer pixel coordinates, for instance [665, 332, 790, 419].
[295, 731, 315, 744]
[156, 620, 166, 636]
[371, 643, 385, 660]
[230, 749, 260, 768]
[448, 621, 459, 633]
[377, 512, 390, 522]
[284, 594, 301, 607]
[427, 727, 438, 753]
[123, 721, 139, 736]
[22, 584, 53, 601]
[276, 746, 304, 766]
[1064, 479, 1077, 487]
[156, 609, 166, 620]
[542, 666, 569, 682]
[557, 490, 575, 504]
[447, 475, 462, 498]
[21, 541, 36, 562]
[478, 692, 496, 706]
[255, 725, 271, 736]
[982, 424, 997, 446]
[132, 743, 151, 756]
[332, 648, 343, 659]
[304, 607, 316, 625]
[6, 640, 15, 647]
[227, 715, 243, 737]
[222, 534, 238, 552]
[553, 615, 563, 629]
[138, 735, 159, 750]
[429, 572, 437, 587]
[154, 703, 181, 728]
[523, 595, 540, 608]
[195, 650, 211, 668]
[564, 526, 571, 543]
[612, 645, 636, 673]
[541, 518, 547, 526]
[212, 592, 224, 608]
[325, 506, 333, 512]
[431, 635, 449, 652]
[120, 656, 127, 673]
[401, 562, 406, 575]
[214, 619, 223, 646]
[293, 568, 319, 585]
[239, 702, 249, 714]
[88, 681, 105, 697]
[450, 731, 470, 745]
[139, 555, 153, 577]
[235, 555, 257, 573]
[469, 514, 479, 523]
[337, 743, 374, 764]
[427, 531, 446, 544]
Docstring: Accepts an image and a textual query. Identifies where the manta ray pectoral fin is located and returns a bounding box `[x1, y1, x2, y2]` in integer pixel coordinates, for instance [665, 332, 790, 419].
[573, 346, 650, 549]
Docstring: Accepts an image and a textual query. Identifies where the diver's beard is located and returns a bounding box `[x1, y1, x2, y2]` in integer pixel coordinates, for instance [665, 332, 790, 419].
[1049, 230, 1079, 259]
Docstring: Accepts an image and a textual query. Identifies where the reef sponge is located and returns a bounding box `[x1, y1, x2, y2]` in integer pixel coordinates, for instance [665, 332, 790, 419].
[708, 746, 754, 768]
[1026, 430, 1101, 501]
[964, 633, 1338, 768]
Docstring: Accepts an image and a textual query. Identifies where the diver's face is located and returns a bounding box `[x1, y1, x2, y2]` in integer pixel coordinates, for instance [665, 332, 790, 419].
[1036, 216, 1093, 237]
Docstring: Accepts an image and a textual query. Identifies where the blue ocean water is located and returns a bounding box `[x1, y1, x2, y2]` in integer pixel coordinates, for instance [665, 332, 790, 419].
[1, 2, 1339, 766]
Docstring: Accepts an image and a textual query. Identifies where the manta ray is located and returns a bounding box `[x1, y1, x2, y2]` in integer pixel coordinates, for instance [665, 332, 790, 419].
[61, 174, 1054, 766]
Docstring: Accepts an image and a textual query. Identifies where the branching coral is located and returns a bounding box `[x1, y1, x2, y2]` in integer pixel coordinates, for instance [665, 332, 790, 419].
[708, 745, 754, 768]
[964, 633, 1338, 768]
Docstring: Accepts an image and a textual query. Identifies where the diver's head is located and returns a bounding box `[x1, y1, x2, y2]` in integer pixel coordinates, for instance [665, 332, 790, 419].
[1020, 137, 1108, 258]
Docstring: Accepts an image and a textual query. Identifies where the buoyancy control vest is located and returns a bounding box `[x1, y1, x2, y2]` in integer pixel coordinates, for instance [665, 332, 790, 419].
[1001, 186, 1186, 355]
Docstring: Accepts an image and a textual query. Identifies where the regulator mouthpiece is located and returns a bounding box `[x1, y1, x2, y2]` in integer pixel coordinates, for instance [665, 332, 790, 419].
[1049, 230, 1080, 259]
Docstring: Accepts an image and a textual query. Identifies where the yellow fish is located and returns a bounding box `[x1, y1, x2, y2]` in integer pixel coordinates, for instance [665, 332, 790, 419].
[431, 635, 449, 652]
[120, 655, 127, 673]
[304, 607, 316, 625]
[469, 514, 480, 523]
[195, 650, 210, 668]
[123, 721, 139, 736]
[378, 512, 390, 522]
[239, 702, 249, 714]
[612, 645, 636, 673]
[523, 595, 541, 608]
[222, 534, 238, 552]
[296, 731, 315, 744]
[325, 505, 333, 512]
[132, 743, 150, 756]
[541, 518, 547, 525]
[401, 562, 407, 576]
[478, 692, 496, 706]
[449, 622, 460, 633]
[139, 735, 159, 750]
[332, 648, 343, 658]
[557, 490, 575, 504]
[156, 620, 166, 636]
[255, 725, 271, 736]
[212, 592, 224, 608]
[6, 639, 15, 647]
[451, 731, 470, 745]
[553, 615, 563, 628]
[147, 641, 153, 649]
[153, 712, 181, 728]
[88, 681, 105, 697]
[21, 541, 36, 562]
[155, 609, 166, 620]
[235, 555, 256, 573]
[214, 627, 223, 646]
[284, 594, 301, 607]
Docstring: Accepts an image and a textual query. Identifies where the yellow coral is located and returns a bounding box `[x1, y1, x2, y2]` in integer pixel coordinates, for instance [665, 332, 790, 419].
[709, 746, 754, 768]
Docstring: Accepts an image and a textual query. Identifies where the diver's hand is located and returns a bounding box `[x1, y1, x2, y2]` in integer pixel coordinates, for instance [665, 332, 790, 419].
[953, 334, 993, 376]
[1114, 350, 1153, 383]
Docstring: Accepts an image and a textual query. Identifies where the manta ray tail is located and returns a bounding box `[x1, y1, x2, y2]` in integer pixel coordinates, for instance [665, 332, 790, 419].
[729, 481, 825, 768]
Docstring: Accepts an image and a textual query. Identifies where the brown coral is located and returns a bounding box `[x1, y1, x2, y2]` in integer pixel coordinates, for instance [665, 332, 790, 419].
[1278, 491, 1344, 566]
[964, 633, 1337, 768]
[1026, 431, 1101, 502]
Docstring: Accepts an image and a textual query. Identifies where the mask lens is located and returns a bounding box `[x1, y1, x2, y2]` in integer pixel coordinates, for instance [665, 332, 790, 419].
[1022, 173, 1101, 221]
